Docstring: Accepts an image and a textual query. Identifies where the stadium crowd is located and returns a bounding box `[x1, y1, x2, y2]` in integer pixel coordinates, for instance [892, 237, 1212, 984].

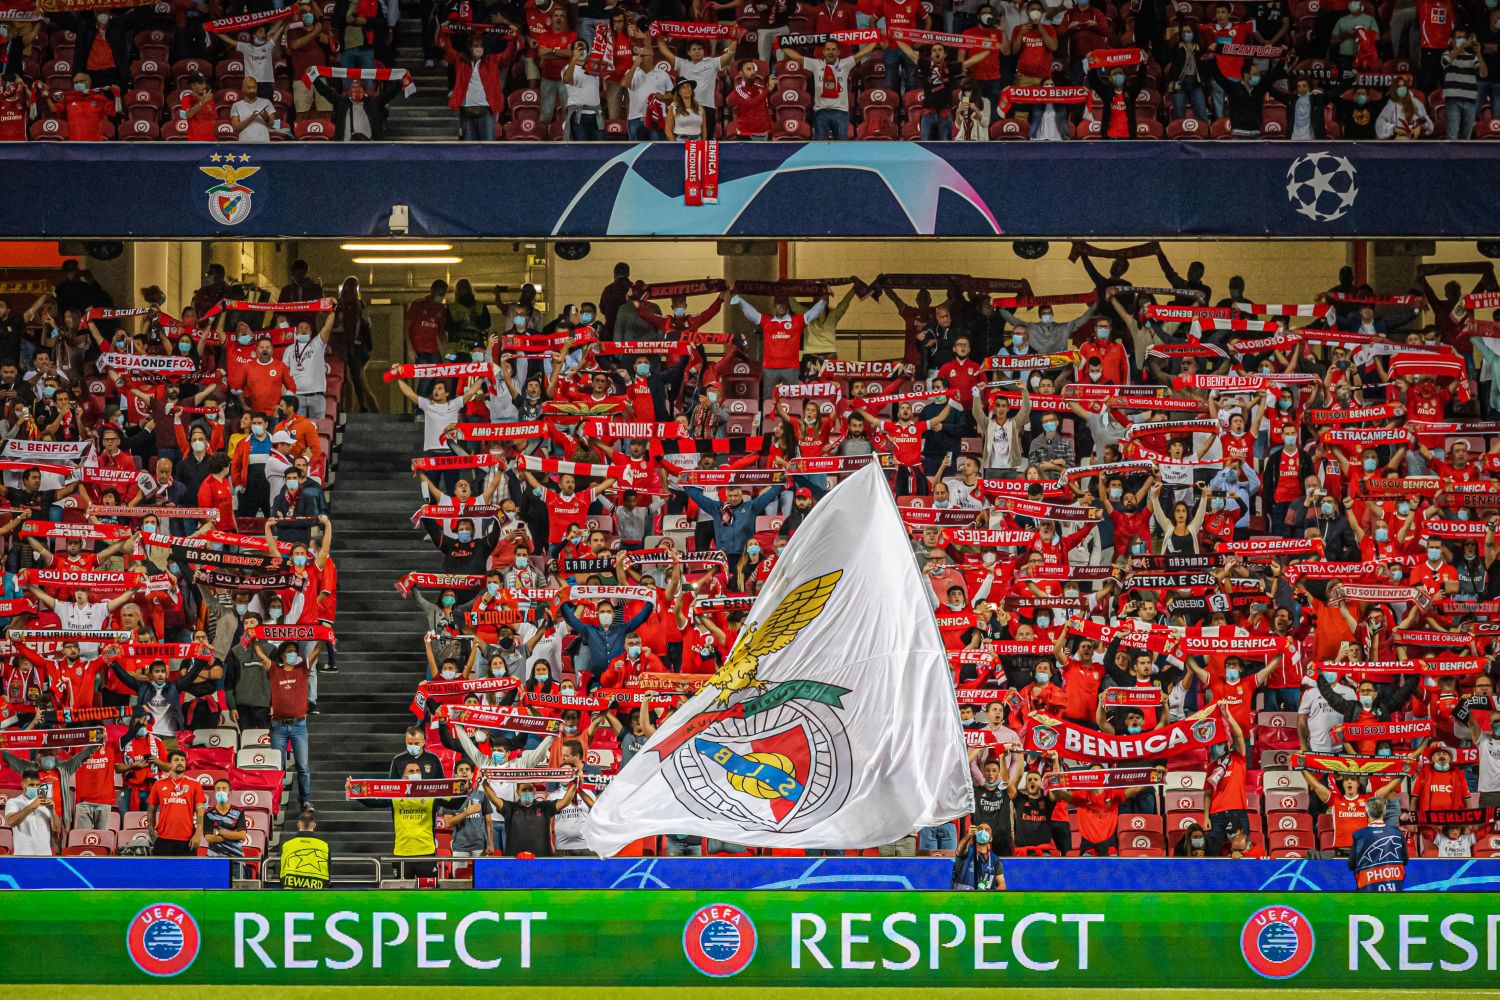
[4, 246, 1500, 875]
[0, 256, 346, 860]
[3, 0, 1500, 140]
[352, 248, 1500, 867]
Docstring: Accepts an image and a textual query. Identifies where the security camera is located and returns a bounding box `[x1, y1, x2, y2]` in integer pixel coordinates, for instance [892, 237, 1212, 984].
[388, 204, 409, 236]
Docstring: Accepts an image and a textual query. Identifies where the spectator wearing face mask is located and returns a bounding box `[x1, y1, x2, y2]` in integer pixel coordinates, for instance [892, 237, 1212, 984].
[1200, 58, 1283, 137]
[1088, 60, 1147, 139]
[444, 29, 521, 141]
[1375, 74, 1434, 137]
[0, 736, 102, 833]
[952, 823, 1005, 888]
[4, 768, 61, 856]
[1442, 30, 1487, 139]
[558, 596, 652, 678]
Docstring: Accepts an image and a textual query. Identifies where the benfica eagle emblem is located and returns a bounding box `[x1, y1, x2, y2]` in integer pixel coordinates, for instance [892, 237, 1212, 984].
[199, 155, 260, 227]
[652, 570, 854, 833]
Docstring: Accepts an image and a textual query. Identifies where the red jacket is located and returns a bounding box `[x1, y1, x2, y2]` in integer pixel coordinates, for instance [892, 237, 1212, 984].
[725, 78, 771, 136]
[445, 34, 520, 115]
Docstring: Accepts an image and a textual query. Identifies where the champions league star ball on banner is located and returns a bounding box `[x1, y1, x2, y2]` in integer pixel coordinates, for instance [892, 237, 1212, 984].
[584, 461, 973, 856]
[1285, 151, 1359, 223]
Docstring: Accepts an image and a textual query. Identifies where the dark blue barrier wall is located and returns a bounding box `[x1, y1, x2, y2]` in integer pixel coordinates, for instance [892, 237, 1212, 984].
[474, 856, 1497, 891]
[998, 857, 1500, 892]
[1, 142, 1496, 238]
[0, 858, 229, 889]
[475, 857, 951, 890]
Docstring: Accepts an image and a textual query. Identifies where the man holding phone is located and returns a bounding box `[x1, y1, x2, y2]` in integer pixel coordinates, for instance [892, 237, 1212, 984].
[3, 769, 61, 856]
[229, 75, 279, 142]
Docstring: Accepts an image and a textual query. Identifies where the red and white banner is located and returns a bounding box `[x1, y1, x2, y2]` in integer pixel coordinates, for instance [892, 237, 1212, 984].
[383, 361, 491, 382]
[1026, 711, 1226, 762]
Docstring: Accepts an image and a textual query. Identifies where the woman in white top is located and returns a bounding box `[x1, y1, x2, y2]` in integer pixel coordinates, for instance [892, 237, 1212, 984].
[666, 78, 703, 139]
[562, 39, 603, 140]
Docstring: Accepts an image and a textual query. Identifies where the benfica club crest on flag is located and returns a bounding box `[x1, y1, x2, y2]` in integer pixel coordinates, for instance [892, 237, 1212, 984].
[199, 153, 260, 227]
[585, 462, 973, 856]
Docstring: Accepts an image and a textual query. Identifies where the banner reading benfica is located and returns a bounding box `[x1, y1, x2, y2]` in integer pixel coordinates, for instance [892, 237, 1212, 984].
[585, 461, 971, 856]
[1026, 710, 1226, 761]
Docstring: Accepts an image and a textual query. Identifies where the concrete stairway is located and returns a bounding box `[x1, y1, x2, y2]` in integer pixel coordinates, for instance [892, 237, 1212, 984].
[294, 411, 437, 856]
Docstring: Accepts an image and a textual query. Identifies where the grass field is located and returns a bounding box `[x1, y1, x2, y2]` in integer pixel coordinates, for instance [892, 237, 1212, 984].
[17, 989, 1500, 1000]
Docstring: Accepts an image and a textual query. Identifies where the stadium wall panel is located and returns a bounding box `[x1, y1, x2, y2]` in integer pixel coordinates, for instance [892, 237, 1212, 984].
[2, 143, 1497, 238]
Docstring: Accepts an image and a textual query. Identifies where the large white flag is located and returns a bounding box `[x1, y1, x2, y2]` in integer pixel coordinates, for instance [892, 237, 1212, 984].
[584, 461, 973, 857]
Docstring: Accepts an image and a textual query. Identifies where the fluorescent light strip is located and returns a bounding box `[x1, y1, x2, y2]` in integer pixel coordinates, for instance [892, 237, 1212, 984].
[351, 256, 463, 265]
[340, 242, 455, 252]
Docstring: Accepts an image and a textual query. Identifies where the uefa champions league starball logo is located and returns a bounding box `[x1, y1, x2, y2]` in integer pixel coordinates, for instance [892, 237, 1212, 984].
[1240, 905, 1315, 979]
[1285, 152, 1359, 223]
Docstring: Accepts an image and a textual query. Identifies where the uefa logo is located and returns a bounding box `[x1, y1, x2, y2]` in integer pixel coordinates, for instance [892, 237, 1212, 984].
[125, 902, 201, 977]
[683, 903, 757, 978]
[1240, 905, 1315, 980]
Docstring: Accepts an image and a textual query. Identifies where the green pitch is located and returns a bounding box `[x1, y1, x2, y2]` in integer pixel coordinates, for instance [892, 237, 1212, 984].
[17, 988, 1500, 1000]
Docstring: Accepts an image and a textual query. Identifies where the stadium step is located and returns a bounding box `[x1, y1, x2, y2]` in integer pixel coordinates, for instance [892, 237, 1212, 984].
[294, 412, 446, 858]
[386, 17, 462, 141]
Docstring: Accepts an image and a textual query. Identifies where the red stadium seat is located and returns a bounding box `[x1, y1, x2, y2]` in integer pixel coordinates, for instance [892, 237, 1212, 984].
[65, 829, 118, 855]
[29, 118, 68, 141]
[505, 118, 545, 141]
[120, 118, 161, 140]
[773, 117, 811, 140]
[1167, 117, 1209, 139]
[296, 118, 333, 140]
[989, 117, 1028, 140]
[509, 87, 543, 124]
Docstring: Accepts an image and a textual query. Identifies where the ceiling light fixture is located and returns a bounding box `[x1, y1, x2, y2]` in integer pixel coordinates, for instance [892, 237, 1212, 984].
[350, 256, 463, 265]
[340, 242, 454, 252]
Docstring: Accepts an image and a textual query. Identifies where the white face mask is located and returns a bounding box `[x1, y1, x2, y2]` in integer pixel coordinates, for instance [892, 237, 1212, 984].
[598, 612, 614, 628]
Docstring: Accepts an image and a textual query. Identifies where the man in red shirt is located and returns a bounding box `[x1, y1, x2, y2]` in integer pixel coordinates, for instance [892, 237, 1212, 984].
[1008, 3, 1059, 131]
[1189, 654, 1277, 735]
[1204, 709, 1248, 855]
[231, 336, 298, 415]
[961, 7, 1006, 109]
[725, 62, 771, 139]
[1054, 766, 1162, 856]
[1417, 0, 1455, 88]
[69, 740, 119, 830]
[1307, 771, 1403, 855]
[147, 748, 205, 856]
[1411, 743, 1469, 816]
[730, 293, 826, 397]
[49, 73, 116, 141]
[857, 397, 952, 495]
[0, 77, 30, 142]
[882, 0, 924, 89]
[178, 72, 217, 141]
[265, 641, 313, 811]
[405, 280, 449, 396]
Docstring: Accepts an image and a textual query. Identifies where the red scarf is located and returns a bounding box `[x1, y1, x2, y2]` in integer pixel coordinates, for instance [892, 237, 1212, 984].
[822, 62, 839, 99]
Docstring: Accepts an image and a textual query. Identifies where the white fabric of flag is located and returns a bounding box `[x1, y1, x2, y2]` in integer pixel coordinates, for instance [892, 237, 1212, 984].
[584, 461, 973, 856]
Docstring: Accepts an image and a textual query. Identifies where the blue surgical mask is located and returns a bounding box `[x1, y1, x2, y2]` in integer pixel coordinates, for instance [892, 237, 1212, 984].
[1109, 488, 1123, 501]
[1211, 497, 1225, 511]
[1320, 502, 1335, 517]
[41, 385, 55, 398]
[1035, 673, 1051, 685]
[178, 341, 192, 355]
[1126, 723, 1142, 734]
[1397, 501, 1411, 515]
[1035, 614, 1051, 628]
[1249, 74, 1261, 86]
[1322, 670, 1338, 683]
[302, 11, 314, 23]
[292, 554, 308, 567]
[580, 312, 594, 324]
[1225, 668, 1240, 683]
[673, 306, 686, 318]
[457, 530, 473, 543]
[1363, 457, 1377, 472]
[1130, 540, 1146, 554]
[975, 829, 992, 844]
[635, 362, 651, 376]
[1359, 694, 1375, 709]
[295, 332, 311, 345]
[441, 595, 456, 608]
[215, 790, 230, 805]
[1278, 396, 1292, 409]
[513, 315, 527, 329]
[1095, 327, 1110, 339]
[487, 582, 500, 596]
[1374, 527, 1388, 542]
[1042, 420, 1057, 433]
[1375, 747, 1392, 758]
[519, 790, 536, 806]
[238, 333, 254, 346]
[1110, 72, 1125, 87]
[1011, 334, 1024, 347]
